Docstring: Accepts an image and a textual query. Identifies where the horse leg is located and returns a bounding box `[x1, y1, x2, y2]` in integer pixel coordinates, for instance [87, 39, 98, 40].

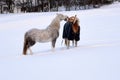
[65, 39, 67, 46]
[27, 37, 36, 55]
[52, 38, 57, 51]
[23, 37, 36, 55]
[29, 48, 33, 55]
[67, 40, 70, 49]
[75, 41, 77, 47]
[72, 40, 74, 47]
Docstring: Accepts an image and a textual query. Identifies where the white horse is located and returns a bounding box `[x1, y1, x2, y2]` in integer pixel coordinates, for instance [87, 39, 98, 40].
[23, 13, 68, 55]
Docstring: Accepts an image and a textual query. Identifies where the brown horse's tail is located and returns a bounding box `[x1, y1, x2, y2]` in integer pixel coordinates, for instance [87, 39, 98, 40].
[23, 35, 28, 55]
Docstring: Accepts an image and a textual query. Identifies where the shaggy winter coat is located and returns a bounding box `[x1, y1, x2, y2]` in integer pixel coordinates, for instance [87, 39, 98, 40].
[23, 13, 68, 55]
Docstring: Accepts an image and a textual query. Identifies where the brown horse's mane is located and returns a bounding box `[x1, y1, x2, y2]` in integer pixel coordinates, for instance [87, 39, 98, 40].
[68, 15, 80, 33]
[72, 20, 79, 33]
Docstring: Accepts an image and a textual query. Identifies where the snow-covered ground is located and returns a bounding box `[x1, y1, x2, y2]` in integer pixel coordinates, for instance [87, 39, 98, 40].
[0, 2, 120, 80]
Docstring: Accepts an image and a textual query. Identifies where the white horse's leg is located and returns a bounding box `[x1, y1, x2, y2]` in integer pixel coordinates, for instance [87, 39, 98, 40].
[29, 48, 33, 55]
[51, 38, 57, 52]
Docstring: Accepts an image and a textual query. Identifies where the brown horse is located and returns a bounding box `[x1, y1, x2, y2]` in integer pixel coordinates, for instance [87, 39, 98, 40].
[62, 15, 80, 49]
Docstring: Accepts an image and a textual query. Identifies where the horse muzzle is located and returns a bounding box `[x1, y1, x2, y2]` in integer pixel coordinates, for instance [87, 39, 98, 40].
[64, 17, 69, 21]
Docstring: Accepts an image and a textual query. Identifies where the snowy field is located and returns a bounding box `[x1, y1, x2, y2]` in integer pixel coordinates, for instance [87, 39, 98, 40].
[0, 2, 120, 80]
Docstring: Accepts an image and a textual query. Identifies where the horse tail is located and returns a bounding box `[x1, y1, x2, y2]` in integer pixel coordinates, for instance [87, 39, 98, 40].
[23, 33, 28, 55]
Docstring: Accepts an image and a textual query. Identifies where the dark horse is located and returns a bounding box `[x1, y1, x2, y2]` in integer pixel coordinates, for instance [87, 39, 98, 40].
[62, 15, 80, 49]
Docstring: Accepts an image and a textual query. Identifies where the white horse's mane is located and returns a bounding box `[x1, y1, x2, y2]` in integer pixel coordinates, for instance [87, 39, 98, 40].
[48, 14, 65, 30]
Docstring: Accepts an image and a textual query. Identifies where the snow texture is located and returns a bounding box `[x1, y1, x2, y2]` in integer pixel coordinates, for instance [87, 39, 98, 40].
[0, 2, 120, 80]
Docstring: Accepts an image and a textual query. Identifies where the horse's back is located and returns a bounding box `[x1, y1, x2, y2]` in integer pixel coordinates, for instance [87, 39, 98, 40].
[25, 28, 59, 42]
[25, 28, 48, 42]
[25, 28, 41, 38]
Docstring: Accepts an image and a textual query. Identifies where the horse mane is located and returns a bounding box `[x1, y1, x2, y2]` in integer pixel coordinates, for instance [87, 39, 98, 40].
[72, 17, 80, 33]
[48, 15, 60, 30]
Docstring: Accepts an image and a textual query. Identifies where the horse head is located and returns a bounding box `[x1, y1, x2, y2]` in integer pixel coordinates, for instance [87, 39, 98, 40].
[62, 15, 80, 49]
[68, 15, 80, 33]
[56, 13, 68, 21]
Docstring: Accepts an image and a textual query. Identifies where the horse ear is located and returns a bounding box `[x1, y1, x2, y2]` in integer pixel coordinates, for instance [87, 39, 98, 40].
[73, 15, 77, 24]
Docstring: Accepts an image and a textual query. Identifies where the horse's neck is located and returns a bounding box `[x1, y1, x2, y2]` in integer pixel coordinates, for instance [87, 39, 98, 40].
[51, 17, 60, 26]
[48, 17, 60, 30]
[72, 21, 79, 33]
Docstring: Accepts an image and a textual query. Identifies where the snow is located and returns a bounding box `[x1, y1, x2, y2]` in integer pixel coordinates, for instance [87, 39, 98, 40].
[0, 2, 120, 80]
